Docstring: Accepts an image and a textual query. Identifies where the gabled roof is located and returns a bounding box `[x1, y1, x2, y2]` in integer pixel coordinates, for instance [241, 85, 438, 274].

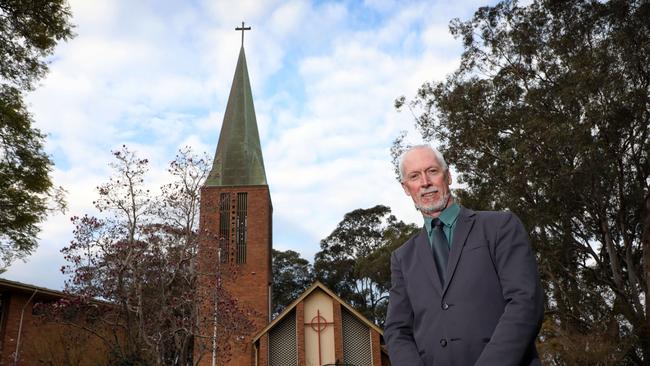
[252, 281, 383, 342]
[0, 277, 67, 299]
[205, 46, 267, 187]
[0, 277, 115, 307]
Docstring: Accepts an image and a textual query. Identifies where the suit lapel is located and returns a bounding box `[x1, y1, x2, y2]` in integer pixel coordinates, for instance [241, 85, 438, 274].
[442, 207, 475, 295]
[413, 228, 443, 295]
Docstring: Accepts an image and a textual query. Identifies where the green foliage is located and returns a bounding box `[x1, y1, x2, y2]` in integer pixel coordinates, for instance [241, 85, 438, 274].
[390, 130, 408, 181]
[397, 0, 650, 363]
[0, 0, 73, 268]
[272, 249, 313, 317]
[0, 85, 51, 266]
[0, 0, 74, 90]
[314, 205, 419, 326]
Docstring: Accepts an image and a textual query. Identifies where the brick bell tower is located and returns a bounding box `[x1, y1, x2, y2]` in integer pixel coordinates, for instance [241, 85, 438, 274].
[196, 24, 271, 366]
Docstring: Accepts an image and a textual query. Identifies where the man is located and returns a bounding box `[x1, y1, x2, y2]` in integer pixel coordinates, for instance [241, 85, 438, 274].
[384, 145, 544, 366]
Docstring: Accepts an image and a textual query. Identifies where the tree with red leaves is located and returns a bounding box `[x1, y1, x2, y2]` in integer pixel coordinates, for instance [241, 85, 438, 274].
[58, 146, 253, 365]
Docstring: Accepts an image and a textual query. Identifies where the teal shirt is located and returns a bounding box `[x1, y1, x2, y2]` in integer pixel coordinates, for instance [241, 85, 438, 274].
[424, 203, 461, 248]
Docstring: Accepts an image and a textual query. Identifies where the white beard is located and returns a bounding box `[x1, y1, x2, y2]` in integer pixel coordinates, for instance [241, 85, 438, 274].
[416, 191, 450, 214]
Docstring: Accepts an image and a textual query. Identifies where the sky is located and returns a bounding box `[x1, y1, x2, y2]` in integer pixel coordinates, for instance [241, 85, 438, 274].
[4, 0, 499, 290]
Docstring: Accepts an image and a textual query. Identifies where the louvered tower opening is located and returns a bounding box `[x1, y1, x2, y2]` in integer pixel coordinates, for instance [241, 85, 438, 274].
[219, 192, 230, 263]
[235, 192, 247, 263]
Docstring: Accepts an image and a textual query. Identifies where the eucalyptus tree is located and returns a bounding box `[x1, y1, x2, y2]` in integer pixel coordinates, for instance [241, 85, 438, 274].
[271, 249, 313, 317]
[396, 0, 649, 363]
[315, 205, 419, 325]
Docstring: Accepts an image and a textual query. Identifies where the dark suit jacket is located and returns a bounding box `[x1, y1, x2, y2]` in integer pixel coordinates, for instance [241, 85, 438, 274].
[384, 208, 544, 366]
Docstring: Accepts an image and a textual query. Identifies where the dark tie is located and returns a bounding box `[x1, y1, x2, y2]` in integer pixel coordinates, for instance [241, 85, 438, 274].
[431, 218, 450, 284]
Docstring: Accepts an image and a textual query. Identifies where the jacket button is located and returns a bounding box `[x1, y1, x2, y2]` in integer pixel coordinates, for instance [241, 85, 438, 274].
[440, 339, 447, 347]
[441, 303, 449, 310]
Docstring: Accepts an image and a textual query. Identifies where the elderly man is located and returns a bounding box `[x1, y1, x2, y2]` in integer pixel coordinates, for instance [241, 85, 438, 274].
[384, 144, 544, 365]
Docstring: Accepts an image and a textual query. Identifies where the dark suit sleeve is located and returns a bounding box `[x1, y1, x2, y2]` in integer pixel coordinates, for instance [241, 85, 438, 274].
[384, 251, 426, 366]
[475, 212, 544, 366]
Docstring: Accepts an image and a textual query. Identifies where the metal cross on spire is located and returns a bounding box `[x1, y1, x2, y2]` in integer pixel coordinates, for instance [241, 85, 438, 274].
[235, 21, 251, 47]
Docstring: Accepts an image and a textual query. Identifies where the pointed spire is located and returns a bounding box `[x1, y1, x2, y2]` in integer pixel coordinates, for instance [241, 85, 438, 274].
[205, 46, 267, 186]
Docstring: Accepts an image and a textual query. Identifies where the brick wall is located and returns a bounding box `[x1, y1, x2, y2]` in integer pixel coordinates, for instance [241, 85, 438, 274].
[1, 291, 30, 365]
[297, 301, 305, 366]
[196, 185, 272, 366]
[0, 289, 113, 366]
[333, 302, 344, 362]
[371, 329, 382, 366]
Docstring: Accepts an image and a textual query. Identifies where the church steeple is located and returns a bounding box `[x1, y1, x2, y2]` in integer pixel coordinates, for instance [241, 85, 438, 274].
[196, 27, 272, 366]
[205, 45, 267, 186]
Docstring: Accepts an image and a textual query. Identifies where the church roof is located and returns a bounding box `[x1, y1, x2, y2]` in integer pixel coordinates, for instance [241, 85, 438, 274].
[0, 277, 114, 306]
[205, 46, 267, 187]
[252, 281, 384, 343]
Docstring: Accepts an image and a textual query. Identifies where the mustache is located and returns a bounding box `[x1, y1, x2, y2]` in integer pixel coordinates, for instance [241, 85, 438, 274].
[419, 187, 439, 197]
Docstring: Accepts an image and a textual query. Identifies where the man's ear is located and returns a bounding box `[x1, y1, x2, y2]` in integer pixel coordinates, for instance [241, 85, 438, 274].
[401, 182, 411, 196]
[446, 170, 452, 185]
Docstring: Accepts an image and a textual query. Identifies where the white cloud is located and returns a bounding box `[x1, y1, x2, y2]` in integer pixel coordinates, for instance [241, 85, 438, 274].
[7, 0, 492, 289]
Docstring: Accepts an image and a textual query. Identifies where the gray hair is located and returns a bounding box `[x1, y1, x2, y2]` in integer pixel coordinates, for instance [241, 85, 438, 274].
[398, 144, 448, 182]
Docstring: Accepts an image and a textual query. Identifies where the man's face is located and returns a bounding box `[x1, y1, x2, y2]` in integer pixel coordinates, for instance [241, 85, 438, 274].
[401, 148, 452, 217]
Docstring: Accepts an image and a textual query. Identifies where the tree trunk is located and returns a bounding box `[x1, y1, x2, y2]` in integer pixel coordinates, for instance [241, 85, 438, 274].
[641, 194, 650, 363]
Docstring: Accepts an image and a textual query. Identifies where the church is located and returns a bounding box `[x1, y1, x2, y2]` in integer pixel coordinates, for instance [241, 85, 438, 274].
[195, 25, 390, 366]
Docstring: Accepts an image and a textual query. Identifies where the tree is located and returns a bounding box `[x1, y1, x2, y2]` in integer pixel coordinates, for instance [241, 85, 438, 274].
[314, 205, 419, 325]
[62, 146, 155, 364]
[396, 0, 649, 363]
[0, 0, 73, 268]
[59, 146, 254, 365]
[272, 249, 313, 317]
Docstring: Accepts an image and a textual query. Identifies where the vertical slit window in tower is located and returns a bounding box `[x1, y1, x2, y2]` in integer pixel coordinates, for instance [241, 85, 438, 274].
[219, 193, 231, 263]
[236, 192, 248, 263]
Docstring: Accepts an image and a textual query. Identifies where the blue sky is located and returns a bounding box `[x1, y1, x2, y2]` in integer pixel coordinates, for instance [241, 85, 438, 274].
[4, 0, 498, 290]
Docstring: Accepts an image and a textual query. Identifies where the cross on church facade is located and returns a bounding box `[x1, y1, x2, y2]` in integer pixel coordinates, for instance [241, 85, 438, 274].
[235, 21, 251, 46]
[306, 309, 335, 366]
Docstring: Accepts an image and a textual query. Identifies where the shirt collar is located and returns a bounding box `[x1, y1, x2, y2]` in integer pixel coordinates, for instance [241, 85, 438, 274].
[424, 203, 461, 236]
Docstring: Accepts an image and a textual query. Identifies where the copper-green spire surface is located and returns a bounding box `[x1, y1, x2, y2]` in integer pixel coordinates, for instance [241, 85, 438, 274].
[205, 46, 267, 186]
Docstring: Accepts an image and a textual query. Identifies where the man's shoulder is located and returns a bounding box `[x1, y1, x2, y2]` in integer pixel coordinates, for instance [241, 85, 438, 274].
[463, 207, 518, 222]
[463, 208, 526, 235]
[392, 228, 426, 257]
